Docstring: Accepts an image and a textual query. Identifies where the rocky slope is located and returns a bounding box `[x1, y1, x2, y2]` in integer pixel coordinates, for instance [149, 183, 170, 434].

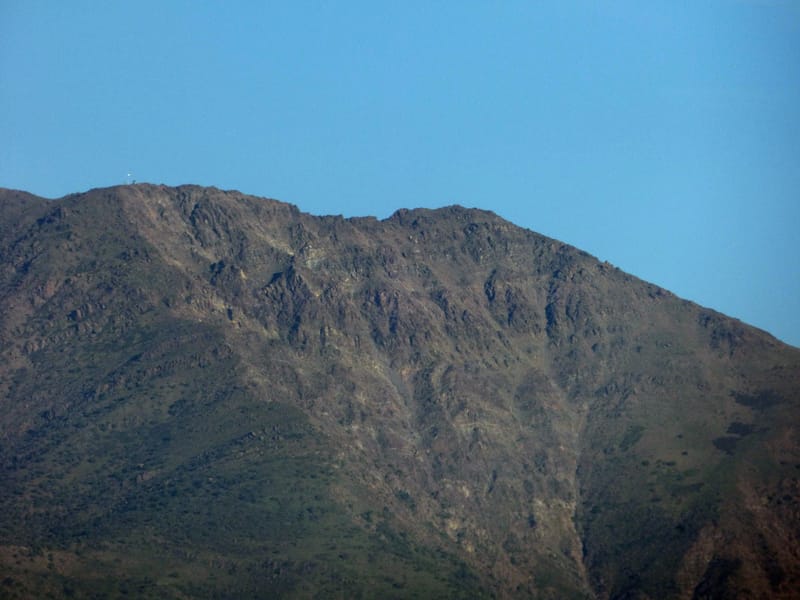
[0, 184, 798, 598]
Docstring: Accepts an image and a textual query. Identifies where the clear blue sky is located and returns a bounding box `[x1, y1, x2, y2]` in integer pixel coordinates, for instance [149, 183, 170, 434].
[2, 1, 799, 347]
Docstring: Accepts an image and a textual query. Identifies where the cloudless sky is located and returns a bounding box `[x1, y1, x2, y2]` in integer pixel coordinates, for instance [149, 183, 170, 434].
[2, 1, 799, 347]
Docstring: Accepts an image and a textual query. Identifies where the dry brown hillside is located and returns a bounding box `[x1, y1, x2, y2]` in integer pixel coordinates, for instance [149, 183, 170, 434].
[1, 184, 798, 598]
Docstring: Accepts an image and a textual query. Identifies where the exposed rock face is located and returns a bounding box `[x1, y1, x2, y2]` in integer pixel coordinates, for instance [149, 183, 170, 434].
[0, 184, 798, 598]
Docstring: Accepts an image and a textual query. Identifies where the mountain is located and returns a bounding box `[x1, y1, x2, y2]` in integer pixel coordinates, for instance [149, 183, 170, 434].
[0, 184, 798, 599]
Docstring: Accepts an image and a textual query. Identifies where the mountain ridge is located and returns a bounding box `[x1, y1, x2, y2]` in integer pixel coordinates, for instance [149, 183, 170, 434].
[1, 184, 798, 598]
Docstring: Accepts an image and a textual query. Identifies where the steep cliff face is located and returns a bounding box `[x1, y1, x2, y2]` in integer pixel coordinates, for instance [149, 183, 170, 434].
[1, 184, 798, 598]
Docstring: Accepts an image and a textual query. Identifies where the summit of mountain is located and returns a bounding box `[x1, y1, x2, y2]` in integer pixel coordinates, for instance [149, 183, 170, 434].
[1, 184, 798, 598]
